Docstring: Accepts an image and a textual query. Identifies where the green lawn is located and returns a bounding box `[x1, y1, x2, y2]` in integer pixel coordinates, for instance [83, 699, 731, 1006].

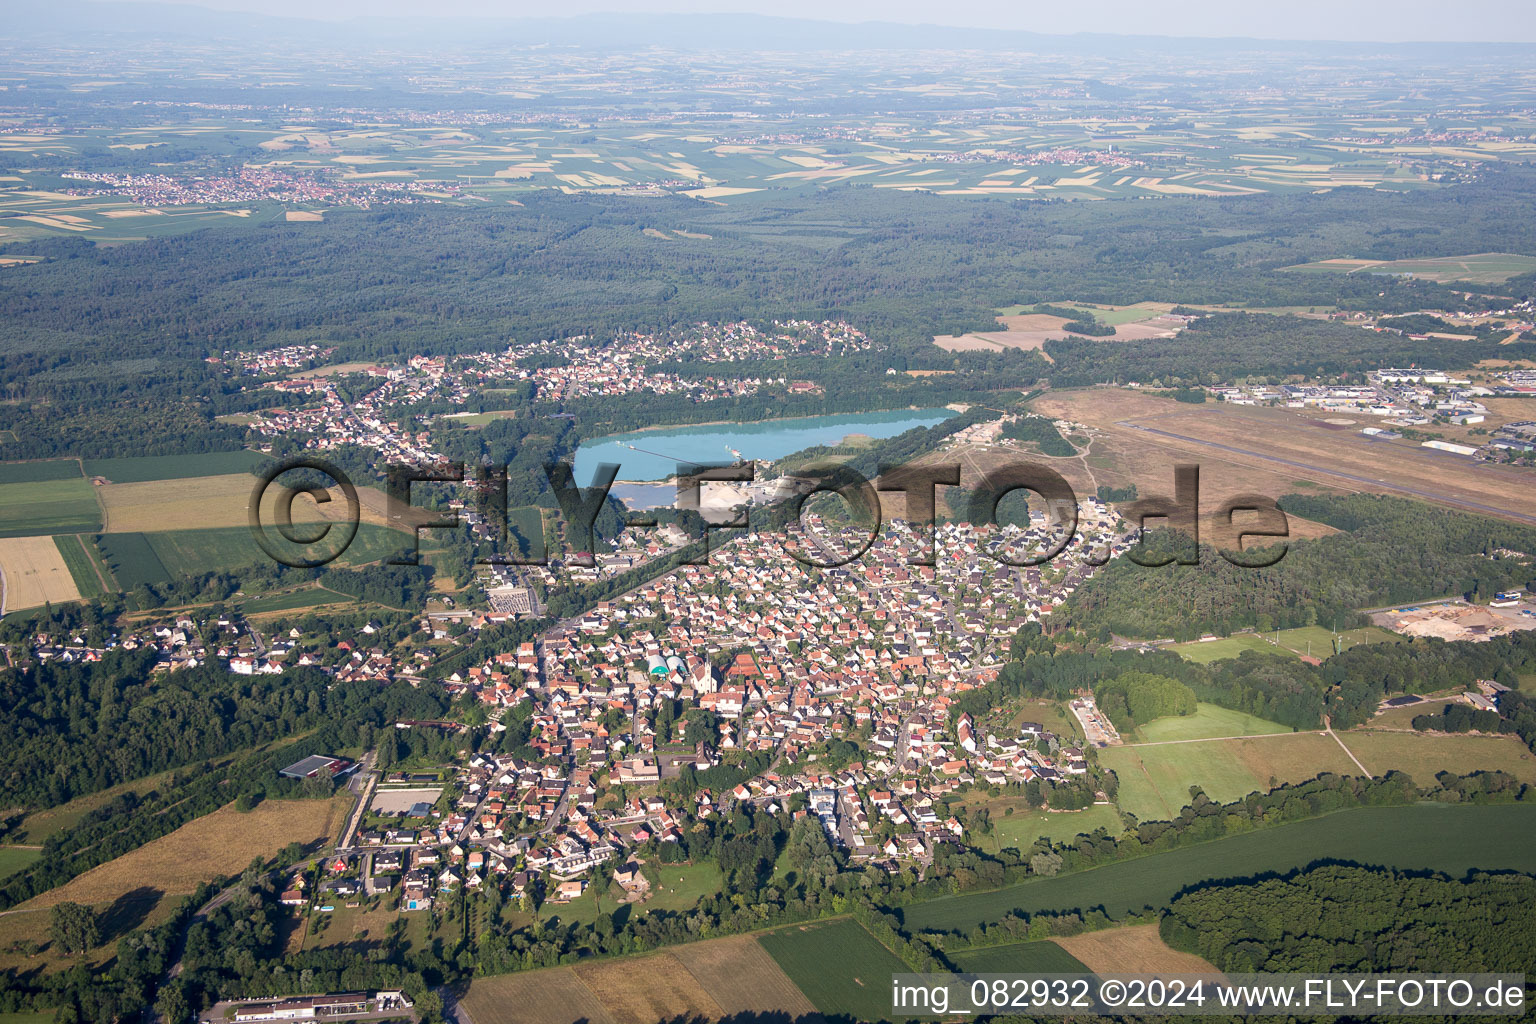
[758, 918, 909, 1021]
[986, 804, 1124, 855]
[0, 478, 101, 537]
[1102, 741, 1264, 820]
[83, 450, 271, 483]
[1131, 704, 1293, 743]
[900, 803, 1536, 934]
[949, 939, 1090, 973]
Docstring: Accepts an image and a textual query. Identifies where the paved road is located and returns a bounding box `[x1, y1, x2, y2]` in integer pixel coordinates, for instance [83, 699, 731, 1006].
[1119, 421, 1536, 527]
[337, 750, 379, 850]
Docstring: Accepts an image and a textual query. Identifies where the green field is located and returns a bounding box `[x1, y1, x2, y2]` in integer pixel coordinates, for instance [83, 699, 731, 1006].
[1169, 634, 1276, 663]
[0, 478, 102, 537]
[1131, 704, 1294, 743]
[82, 450, 271, 483]
[1171, 626, 1396, 664]
[240, 587, 355, 615]
[97, 532, 171, 588]
[900, 803, 1536, 934]
[949, 939, 1090, 973]
[0, 846, 42, 882]
[0, 460, 83, 484]
[758, 918, 909, 1021]
[986, 804, 1125, 854]
[54, 533, 111, 597]
[145, 522, 407, 577]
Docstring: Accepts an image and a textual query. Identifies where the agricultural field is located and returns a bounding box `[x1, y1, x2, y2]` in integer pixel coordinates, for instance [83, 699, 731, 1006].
[0, 460, 84, 484]
[0, 794, 347, 973]
[758, 918, 908, 1021]
[1281, 252, 1536, 285]
[0, 477, 102, 538]
[0, 535, 82, 609]
[669, 934, 821, 1019]
[461, 934, 820, 1024]
[144, 522, 408, 577]
[935, 302, 1184, 353]
[948, 938, 1090, 973]
[83, 450, 270, 483]
[900, 803, 1536, 934]
[55, 533, 112, 597]
[1052, 924, 1219, 975]
[97, 532, 171, 588]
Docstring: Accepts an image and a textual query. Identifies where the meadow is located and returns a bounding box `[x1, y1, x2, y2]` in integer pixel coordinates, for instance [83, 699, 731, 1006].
[1339, 730, 1536, 783]
[949, 938, 1090, 973]
[0, 478, 102, 538]
[983, 803, 1125, 855]
[1170, 626, 1396, 664]
[758, 918, 909, 1020]
[899, 803, 1536, 934]
[240, 586, 355, 615]
[82, 450, 270, 483]
[1102, 732, 1353, 821]
[639, 861, 723, 913]
[1130, 704, 1295, 743]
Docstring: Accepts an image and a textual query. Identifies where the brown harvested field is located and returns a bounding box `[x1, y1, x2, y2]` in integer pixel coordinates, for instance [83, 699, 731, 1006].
[1053, 925, 1219, 975]
[98, 474, 420, 533]
[574, 951, 725, 1024]
[284, 210, 324, 222]
[0, 535, 81, 608]
[1338, 730, 1536, 783]
[1033, 388, 1536, 531]
[461, 967, 616, 1024]
[672, 934, 821, 1019]
[14, 794, 347, 915]
[935, 311, 1182, 353]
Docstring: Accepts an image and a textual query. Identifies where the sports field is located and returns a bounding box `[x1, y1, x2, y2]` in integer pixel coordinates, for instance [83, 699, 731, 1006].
[83, 450, 270, 483]
[758, 918, 908, 1020]
[1170, 626, 1396, 664]
[900, 803, 1536, 933]
[0, 477, 102, 537]
[0, 535, 81, 608]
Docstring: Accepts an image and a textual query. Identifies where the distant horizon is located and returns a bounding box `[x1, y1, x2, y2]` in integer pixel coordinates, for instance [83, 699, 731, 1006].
[71, 0, 1536, 44]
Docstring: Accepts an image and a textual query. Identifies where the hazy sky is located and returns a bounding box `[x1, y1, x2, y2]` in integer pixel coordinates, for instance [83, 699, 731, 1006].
[101, 0, 1536, 42]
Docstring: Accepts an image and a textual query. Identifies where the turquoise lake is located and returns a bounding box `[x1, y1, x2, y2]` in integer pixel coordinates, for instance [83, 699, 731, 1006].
[574, 408, 957, 484]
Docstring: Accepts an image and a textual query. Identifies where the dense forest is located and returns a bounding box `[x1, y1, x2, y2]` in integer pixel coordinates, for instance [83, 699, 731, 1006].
[1162, 865, 1536, 974]
[1060, 494, 1536, 640]
[6, 170, 1536, 458]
